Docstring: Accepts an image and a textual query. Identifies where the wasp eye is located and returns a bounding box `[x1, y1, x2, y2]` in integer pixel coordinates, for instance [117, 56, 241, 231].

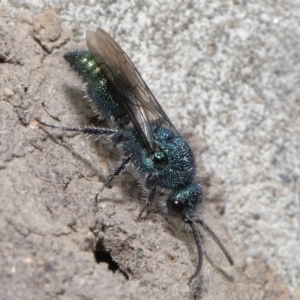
[168, 199, 185, 216]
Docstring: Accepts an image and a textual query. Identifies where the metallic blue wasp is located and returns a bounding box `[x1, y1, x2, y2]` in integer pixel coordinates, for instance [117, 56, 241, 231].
[38, 28, 234, 279]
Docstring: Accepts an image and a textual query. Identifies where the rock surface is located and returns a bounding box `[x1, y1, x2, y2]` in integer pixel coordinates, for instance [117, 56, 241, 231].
[1, 2, 299, 300]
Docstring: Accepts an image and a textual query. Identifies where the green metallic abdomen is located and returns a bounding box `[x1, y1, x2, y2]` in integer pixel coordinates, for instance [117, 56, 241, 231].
[64, 51, 127, 121]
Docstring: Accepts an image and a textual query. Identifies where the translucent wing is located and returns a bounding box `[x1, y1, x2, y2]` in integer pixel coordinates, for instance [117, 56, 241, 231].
[86, 28, 177, 152]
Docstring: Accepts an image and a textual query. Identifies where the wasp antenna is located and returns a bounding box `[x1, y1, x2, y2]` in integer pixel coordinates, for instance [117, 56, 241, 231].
[194, 217, 234, 266]
[185, 219, 203, 280]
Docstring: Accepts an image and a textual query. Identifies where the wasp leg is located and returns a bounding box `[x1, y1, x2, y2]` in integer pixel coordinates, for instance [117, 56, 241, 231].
[36, 118, 121, 137]
[98, 155, 134, 195]
[137, 186, 157, 220]
[36, 118, 124, 189]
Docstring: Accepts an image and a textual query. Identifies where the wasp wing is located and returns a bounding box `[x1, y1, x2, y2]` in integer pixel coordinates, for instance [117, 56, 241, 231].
[86, 28, 177, 152]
